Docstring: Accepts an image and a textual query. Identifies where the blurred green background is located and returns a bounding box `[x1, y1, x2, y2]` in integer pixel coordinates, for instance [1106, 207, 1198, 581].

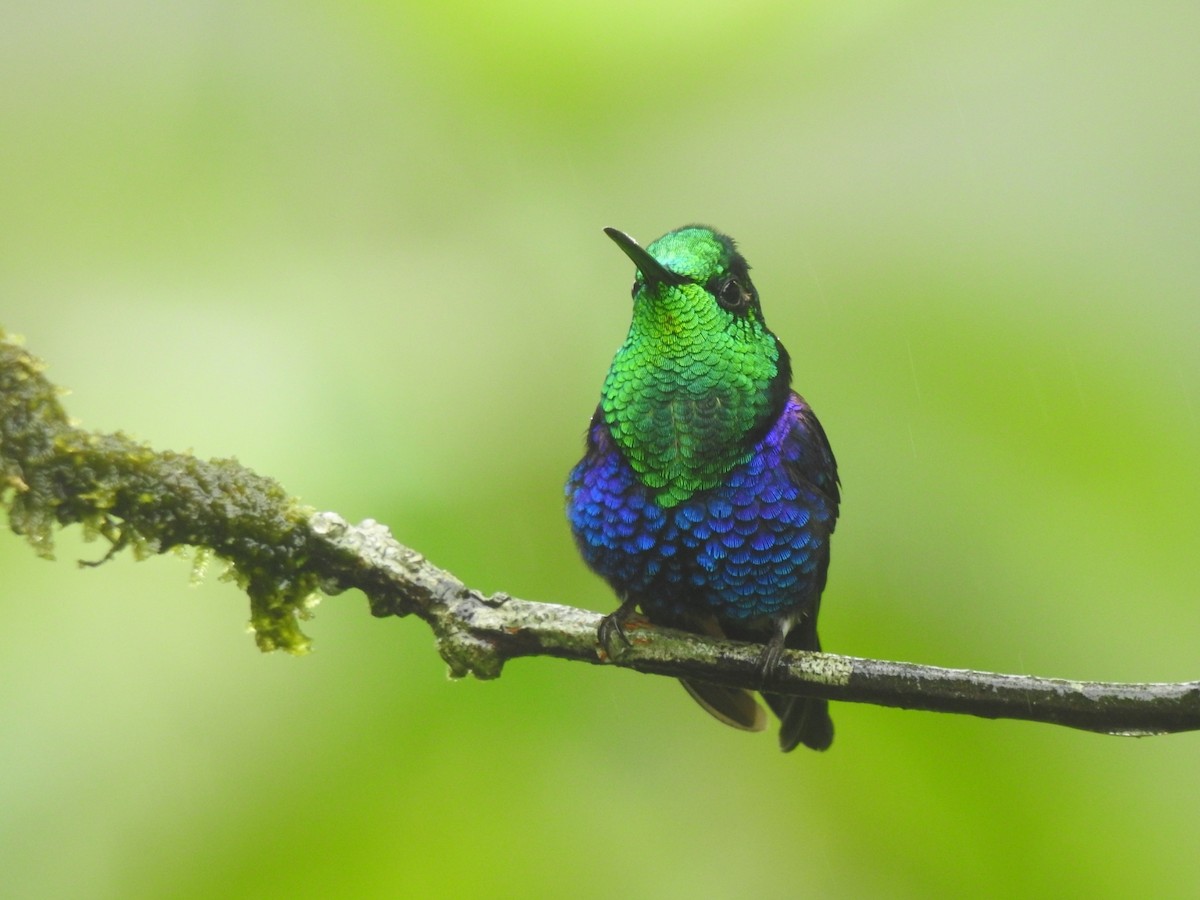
[3, 2, 1199, 897]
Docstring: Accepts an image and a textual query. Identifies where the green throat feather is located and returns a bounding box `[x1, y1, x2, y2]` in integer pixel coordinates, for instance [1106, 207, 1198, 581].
[599, 226, 788, 508]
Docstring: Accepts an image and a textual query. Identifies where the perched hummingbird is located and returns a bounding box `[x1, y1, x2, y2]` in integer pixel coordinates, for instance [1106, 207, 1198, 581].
[566, 225, 840, 751]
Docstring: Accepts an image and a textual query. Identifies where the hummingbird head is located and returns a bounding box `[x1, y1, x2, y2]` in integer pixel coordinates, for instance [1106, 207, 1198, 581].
[604, 225, 766, 326]
[599, 225, 793, 506]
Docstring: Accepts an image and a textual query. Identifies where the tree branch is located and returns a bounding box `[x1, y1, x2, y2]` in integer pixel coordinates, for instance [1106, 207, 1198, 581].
[3, 327, 1198, 738]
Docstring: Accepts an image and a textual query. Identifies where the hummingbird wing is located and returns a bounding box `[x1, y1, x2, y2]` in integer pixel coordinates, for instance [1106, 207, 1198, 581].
[681, 680, 768, 732]
[781, 391, 840, 509]
[762, 392, 840, 751]
[674, 610, 767, 732]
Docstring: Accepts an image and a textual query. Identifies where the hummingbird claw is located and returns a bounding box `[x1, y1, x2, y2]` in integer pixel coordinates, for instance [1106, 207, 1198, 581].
[597, 596, 639, 658]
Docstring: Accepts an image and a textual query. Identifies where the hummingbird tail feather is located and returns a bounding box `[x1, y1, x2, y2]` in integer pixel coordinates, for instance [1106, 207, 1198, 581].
[770, 694, 833, 752]
[762, 608, 834, 751]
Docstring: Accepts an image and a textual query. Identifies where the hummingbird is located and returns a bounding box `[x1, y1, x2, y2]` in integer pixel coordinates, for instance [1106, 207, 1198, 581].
[566, 225, 840, 751]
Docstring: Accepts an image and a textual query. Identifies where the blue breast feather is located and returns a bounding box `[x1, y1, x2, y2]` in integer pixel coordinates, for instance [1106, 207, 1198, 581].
[567, 393, 837, 622]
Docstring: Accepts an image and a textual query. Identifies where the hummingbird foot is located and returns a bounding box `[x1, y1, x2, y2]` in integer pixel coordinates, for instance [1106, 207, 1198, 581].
[755, 629, 788, 690]
[597, 595, 639, 659]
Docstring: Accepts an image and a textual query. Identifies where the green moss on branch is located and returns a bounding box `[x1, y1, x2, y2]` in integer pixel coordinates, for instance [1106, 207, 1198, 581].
[0, 329, 318, 653]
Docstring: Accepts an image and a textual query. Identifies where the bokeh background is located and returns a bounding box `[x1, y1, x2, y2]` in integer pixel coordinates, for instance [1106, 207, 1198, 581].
[3, 2, 1199, 896]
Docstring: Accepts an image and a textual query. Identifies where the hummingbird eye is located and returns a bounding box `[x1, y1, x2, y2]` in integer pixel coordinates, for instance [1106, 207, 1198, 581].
[713, 276, 748, 311]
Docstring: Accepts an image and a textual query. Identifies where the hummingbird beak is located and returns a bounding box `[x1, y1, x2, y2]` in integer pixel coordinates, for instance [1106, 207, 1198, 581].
[604, 227, 688, 292]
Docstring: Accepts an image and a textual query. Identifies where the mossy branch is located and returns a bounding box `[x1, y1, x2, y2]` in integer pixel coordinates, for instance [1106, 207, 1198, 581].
[3, 328, 1199, 738]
